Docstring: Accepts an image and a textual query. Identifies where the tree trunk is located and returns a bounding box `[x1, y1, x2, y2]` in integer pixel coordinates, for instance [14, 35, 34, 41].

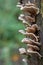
[26, 0, 43, 65]
[18, 0, 43, 65]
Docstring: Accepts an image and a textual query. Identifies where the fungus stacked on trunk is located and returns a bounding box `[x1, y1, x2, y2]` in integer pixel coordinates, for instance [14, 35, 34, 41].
[17, 0, 42, 60]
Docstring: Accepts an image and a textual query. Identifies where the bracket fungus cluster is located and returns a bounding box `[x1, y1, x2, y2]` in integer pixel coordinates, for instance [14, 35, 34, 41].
[17, 0, 42, 60]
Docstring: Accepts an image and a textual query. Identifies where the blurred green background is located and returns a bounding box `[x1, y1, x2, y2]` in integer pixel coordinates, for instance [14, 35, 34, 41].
[0, 0, 43, 65]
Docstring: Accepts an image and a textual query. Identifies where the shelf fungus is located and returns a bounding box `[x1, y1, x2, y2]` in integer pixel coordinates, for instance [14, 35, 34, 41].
[18, 14, 24, 21]
[17, 0, 42, 61]
[16, 0, 24, 8]
[27, 44, 39, 51]
[21, 6, 39, 15]
[19, 30, 38, 42]
[32, 24, 40, 30]
[25, 16, 35, 22]
[24, 33, 39, 42]
[23, 20, 31, 27]
[16, 4, 22, 8]
[19, 48, 26, 55]
[25, 1, 36, 7]
[21, 38, 41, 46]
[27, 49, 42, 58]
[19, 0, 23, 4]
[19, 30, 25, 35]
[18, 15, 31, 26]
[19, 14, 35, 22]
[25, 24, 40, 33]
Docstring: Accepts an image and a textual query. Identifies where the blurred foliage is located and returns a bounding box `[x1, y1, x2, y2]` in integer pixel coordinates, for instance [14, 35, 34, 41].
[0, 0, 26, 65]
[0, 0, 43, 65]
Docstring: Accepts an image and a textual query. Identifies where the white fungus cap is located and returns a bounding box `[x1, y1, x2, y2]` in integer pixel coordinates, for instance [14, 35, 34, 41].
[20, 6, 24, 10]
[18, 14, 25, 20]
[22, 38, 28, 42]
[23, 20, 26, 23]
[18, 16, 24, 21]
[22, 58, 27, 63]
[16, 2, 23, 8]
[16, 4, 22, 8]
[20, 14, 24, 17]
[23, 20, 31, 27]
[19, 48, 26, 54]
[19, 30, 25, 34]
